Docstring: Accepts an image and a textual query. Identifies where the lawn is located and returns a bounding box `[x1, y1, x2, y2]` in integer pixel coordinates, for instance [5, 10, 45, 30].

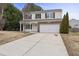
[61, 32, 79, 56]
[0, 31, 32, 45]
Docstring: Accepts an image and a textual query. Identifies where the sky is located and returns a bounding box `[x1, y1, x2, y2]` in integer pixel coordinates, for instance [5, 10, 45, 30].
[14, 3, 79, 20]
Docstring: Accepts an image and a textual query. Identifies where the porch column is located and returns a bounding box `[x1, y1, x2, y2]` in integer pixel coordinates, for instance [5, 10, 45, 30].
[20, 22, 21, 31]
[37, 23, 40, 32]
[23, 24, 25, 32]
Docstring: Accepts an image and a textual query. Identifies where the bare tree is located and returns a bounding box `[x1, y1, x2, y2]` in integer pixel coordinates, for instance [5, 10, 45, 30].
[0, 3, 8, 30]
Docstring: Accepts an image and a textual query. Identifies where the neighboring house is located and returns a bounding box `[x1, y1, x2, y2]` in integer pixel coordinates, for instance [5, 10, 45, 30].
[69, 19, 79, 32]
[20, 9, 62, 32]
[69, 19, 79, 28]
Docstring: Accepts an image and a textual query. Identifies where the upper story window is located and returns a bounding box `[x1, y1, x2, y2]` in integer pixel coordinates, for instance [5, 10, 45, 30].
[53, 12, 55, 18]
[45, 13, 48, 18]
[35, 14, 41, 19]
[24, 14, 32, 19]
[45, 12, 55, 19]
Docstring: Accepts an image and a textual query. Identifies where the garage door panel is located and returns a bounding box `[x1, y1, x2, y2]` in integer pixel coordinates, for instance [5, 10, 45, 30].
[40, 24, 59, 32]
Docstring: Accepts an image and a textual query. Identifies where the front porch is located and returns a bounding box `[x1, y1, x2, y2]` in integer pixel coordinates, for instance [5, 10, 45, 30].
[19, 19, 62, 32]
[20, 22, 39, 32]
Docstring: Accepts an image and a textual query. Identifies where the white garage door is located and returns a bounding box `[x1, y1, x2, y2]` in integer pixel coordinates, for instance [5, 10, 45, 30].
[40, 24, 60, 32]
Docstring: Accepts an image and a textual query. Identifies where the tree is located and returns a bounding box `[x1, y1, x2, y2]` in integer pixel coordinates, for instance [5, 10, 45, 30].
[0, 3, 8, 30]
[22, 3, 43, 12]
[60, 15, 65, 33]
[60, 12, 69, 34]
[3, 4, 23, 31]
[65, 12, 69, 33]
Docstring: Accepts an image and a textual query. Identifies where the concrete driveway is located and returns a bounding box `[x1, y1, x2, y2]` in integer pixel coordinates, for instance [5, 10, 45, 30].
[0, 33, 68, 56]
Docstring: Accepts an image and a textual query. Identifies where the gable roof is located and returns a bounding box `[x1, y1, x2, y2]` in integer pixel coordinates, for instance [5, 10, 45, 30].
[23, 9, 62, 14]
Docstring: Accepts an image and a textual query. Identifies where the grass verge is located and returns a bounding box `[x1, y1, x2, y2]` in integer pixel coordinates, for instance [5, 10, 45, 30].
[61, 32, 79, 56]
[0, 31, 33, 45]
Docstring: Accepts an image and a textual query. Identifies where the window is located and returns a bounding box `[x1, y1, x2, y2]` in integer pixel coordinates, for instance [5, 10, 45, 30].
[53, 12, 55, 18]
[35, 14, 41, 19]
[25, 24, 32, 29]
[45, 12, 55, 19]
[45, 13, 49, 18]
[24, 14, 32, 19]
[45, 13, 53, 18]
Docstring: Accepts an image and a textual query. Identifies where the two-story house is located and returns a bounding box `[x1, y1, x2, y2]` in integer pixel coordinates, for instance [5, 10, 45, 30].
[20, 9, 62, 32]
